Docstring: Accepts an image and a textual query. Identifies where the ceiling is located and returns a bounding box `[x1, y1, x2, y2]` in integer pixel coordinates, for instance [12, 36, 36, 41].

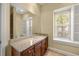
[38, 3, 65, 6]
[38, 3, 75, 6]
[38, 3, 50, 6]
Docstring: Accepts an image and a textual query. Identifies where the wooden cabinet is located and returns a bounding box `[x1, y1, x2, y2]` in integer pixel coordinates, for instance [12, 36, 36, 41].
[12, 47, 20, 56]
[35, 42, 42, 56]
[45, 37, 48, 51]
[41, 39, 46, 55]
[21, 46, 34, 56]
[11, 37, 48, 56]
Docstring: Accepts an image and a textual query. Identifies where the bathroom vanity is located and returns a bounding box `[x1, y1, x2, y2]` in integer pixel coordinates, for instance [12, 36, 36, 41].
[10, 35, 48, 56]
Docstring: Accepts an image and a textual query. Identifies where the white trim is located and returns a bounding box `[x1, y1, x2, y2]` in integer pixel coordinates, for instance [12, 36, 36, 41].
[71, 6, 74, 42]
[48, 47, 78, 56]
[53, 10, 55, 38]
[53, 39, 79, 48]
[1, 4, 10, 56]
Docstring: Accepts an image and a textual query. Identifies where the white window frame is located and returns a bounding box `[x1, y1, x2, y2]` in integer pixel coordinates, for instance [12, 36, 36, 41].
[53, 4, 79, 47]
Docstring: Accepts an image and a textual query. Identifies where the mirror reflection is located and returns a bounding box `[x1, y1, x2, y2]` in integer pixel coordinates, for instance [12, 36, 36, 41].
[10, 5, 33, 39]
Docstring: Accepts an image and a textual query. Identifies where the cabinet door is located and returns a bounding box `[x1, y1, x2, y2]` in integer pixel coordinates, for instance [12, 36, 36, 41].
[45, 37, 48, 51]
[21, 46, 34, 56]
[41, 39, 46, 55]
[12, 47, 20, 56]
[35, 42, 42, 56]
[26, 47, 34, 56]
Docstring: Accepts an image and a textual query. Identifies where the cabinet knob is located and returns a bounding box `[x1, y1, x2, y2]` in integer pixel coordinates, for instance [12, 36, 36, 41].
[28, 51, 31, 53]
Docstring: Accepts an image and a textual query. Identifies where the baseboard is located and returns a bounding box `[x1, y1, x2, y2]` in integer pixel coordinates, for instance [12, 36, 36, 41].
[48, 47, 78, 56]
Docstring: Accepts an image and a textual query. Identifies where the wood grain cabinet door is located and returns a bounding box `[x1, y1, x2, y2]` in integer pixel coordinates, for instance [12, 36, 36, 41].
[12, 47, 20, 56]
[21, 46, 34, 56]
[41, 39, 46, 55]
[45, 37, 48, 51]
[35, 42, 42, 56]
[26, 48, 34, 56]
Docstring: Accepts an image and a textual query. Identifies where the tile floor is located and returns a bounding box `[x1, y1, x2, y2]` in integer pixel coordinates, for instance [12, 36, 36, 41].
[44, 50, 65, 56]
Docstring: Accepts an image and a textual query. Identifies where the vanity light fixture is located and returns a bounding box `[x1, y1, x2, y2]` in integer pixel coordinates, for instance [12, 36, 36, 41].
[16, 7, 28, 14]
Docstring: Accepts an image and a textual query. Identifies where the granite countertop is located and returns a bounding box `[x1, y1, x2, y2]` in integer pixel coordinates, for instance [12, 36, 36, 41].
[10, 35, 47, 52]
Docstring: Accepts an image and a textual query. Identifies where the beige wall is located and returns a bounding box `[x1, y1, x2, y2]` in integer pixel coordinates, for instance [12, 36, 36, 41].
[32, 4, 41, 33]
[13, 8, 23, 38]
[40, 3, 79, 55]
[53, 42, 79, 55]
[32, 14, 41, 33]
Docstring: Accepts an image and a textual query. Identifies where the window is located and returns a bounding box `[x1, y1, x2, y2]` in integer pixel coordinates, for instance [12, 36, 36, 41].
[53, 4, 79, 45]
[26, 17, 32, 36]
[22, 17, 32, 37]
[54, 9, 71, 40]
[53, 7, 71, 41]
[74, 5, 79, 42]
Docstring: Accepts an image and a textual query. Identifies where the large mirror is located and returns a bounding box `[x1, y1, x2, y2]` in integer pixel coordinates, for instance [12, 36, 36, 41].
[10, 4, 33, 39]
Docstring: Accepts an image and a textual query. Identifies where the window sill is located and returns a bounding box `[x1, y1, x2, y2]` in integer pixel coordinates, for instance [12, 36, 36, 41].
[53, 38, 79, 48]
